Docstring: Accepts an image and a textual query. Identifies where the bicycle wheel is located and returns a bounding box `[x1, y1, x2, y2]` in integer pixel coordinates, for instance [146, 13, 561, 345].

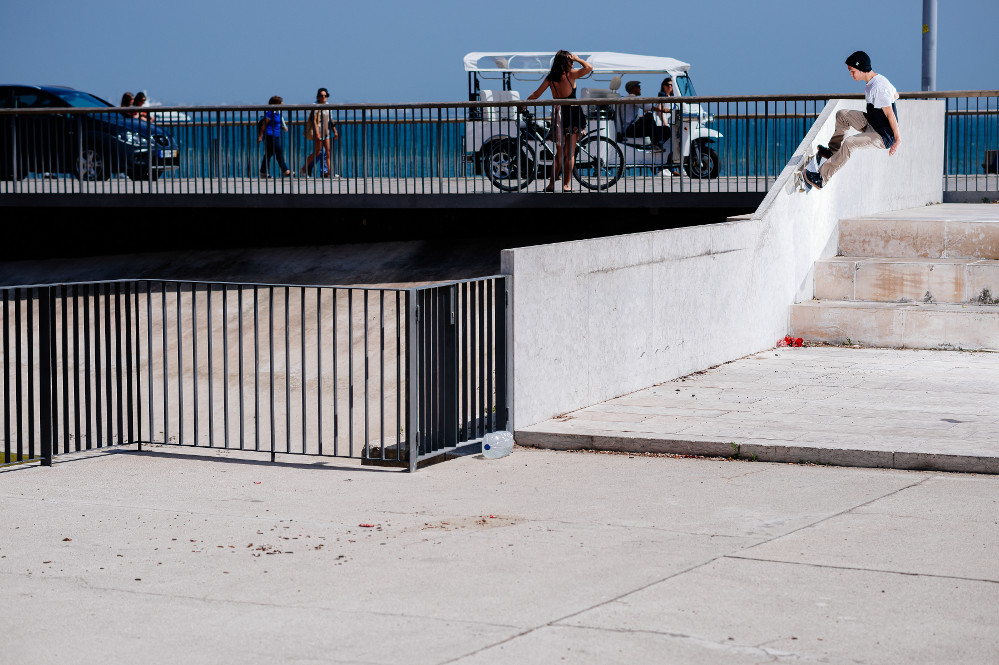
[573, 135, 623, 191]
[484, 140, 534, 191]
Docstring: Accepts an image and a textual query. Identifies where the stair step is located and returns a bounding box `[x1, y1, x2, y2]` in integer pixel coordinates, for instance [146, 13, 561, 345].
[790, 300, 999, 350]
[839, 215, 999, 260]
[815, 257, 999, 303]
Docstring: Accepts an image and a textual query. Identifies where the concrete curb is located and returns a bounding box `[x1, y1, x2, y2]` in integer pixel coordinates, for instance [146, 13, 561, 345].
[516, 430, 999, 475]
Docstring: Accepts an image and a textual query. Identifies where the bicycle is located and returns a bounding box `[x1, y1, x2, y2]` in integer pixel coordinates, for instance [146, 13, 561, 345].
[484, 108, 624, 192]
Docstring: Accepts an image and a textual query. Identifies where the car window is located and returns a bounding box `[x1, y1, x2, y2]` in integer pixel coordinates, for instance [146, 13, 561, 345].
[14, 91, 58, 108]
[49, 89, 112, 108]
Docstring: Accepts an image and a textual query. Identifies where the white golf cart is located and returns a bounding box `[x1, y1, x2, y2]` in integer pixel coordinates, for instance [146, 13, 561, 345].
[463, 51, 722, 180]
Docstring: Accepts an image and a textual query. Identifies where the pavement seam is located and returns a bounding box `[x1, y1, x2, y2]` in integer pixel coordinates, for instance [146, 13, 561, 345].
[722, 555, 999, 585]
[732, 476, 933, 555]
[436, 555, 730, 665]
[503, 622, 794, 661]
[440, 476, 938, 664]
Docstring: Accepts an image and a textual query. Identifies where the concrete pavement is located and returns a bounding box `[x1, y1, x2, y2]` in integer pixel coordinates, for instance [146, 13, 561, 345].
[1, 444, 997, 664]
[518, 346, 999, 474]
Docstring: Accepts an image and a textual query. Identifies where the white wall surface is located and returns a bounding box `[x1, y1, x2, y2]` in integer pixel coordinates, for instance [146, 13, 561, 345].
[503, 99, 945, 428]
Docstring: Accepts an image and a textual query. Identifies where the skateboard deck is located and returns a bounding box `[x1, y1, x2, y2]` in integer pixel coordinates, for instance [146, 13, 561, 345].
[793, 152, 824, 193]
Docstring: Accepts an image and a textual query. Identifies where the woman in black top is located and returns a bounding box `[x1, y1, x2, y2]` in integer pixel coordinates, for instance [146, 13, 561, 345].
[526, 50, 593, 191]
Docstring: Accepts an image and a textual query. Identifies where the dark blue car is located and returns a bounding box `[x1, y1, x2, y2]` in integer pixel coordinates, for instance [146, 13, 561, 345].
[0, 85, 180, 181]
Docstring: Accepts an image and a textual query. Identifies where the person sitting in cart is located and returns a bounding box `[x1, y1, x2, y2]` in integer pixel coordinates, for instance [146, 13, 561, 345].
[621, 81, 668, 149]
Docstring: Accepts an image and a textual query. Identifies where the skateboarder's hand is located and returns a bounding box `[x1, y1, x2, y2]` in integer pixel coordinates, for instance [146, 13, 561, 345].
[889, 137, 900, 157]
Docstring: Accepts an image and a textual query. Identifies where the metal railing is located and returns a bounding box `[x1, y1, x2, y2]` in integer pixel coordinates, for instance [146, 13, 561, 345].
[1, 91, 995, 196]
[1, 276, 509, 471]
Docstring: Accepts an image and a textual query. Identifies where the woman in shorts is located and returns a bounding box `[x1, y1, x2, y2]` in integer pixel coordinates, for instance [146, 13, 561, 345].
[524, 51, 593, 191]
[301, 87, 339, 177]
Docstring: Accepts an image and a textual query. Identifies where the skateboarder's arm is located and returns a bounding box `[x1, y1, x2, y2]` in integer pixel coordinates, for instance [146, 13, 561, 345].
[884, 105, 901, 156]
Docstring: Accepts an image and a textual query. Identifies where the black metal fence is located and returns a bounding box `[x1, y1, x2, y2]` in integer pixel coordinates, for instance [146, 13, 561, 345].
[2, 91, 994, 196]
[1, 277, 509, 472]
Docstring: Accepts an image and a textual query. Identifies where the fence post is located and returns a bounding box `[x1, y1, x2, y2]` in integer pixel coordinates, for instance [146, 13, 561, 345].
[495, 277, 511, 432]
[443, 285, 458, 447]
[38, 287, 55, 466]
[406, 289, 419, 472]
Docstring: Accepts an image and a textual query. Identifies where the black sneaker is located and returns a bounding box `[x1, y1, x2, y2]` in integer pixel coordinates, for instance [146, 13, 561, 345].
[803, 170, 824, 189]
[817, 145, 834, 160]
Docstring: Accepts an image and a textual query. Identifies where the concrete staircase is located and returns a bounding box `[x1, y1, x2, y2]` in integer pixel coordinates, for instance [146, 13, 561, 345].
[791, 210, 999, 350]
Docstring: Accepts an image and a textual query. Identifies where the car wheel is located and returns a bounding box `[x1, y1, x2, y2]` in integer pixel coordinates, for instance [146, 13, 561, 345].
[686, 140, 719, 179]
[76, 148, 110, 181]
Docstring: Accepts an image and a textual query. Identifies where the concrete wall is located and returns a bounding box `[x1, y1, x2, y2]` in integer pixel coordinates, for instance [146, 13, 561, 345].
[502, 99, 945, 428]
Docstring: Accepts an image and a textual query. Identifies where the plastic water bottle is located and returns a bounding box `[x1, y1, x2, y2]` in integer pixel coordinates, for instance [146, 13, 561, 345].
[482, 431, 514, 459]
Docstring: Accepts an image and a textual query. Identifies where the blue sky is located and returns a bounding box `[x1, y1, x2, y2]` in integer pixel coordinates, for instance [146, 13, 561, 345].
[3, 0, 996, 106]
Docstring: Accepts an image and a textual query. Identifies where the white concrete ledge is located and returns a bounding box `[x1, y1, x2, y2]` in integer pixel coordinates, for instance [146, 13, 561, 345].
[504, 100, 946, 428]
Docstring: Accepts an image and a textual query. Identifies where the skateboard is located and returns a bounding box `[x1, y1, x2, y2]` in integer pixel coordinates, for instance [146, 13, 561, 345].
[793, 151, 824, 193]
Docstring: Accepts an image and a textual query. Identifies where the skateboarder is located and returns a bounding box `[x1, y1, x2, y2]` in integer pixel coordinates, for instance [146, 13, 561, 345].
[804, 51, 900, 190]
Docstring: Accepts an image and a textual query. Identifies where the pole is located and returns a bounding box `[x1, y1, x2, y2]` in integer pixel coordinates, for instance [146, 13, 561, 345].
[921, 0, 937, 91]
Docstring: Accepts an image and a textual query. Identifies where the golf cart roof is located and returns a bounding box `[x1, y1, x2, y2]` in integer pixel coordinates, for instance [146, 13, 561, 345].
[463, 52, 691, 76]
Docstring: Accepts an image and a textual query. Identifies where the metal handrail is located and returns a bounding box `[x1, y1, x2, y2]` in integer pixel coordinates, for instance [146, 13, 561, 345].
[1, 90, 996, 116]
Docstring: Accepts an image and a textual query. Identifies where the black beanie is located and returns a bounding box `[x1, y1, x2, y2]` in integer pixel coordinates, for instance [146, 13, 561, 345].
[846, 50, 872, 72]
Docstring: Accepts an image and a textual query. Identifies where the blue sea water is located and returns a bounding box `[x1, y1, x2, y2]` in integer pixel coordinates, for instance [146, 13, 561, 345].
[17, 104, 990, 181]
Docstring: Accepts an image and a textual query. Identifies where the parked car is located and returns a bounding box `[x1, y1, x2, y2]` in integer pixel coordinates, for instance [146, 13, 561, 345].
[0, 85, 180, 180]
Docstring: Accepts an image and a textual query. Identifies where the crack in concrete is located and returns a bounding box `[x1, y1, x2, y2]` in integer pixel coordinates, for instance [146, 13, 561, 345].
[440, 476, 939, 665]
[723, 555, 999, 585]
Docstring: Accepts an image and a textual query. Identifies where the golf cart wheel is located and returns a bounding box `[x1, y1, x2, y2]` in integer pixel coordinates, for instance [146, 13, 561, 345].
[686, 140, 719, 179]
[484, 140, 533, 191]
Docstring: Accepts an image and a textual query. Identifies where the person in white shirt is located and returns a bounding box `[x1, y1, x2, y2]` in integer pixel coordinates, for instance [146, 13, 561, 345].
[805, 51, 900, 189]
[620, 81, 668, 148]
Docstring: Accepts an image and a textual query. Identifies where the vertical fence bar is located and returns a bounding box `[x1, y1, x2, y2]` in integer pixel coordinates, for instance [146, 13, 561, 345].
[406, 289, 419, 472]
[207, 286, 214, 448]
[192, 285, 199, 445]
[317, 288, 323, 455]
[83, 285, 92, 449]
[495, 277, 509, 432]
[301, 288, 307, 454]
[254, 287, 260, 452]
[269, 286, 275, 462]
[348, 289, 354, 457]
[161, 282, 168, 444]
[2, 290, 9, 463]
[60, 286, 70, 453]
[37, 288, 54, 465]
[15, 289, 24, 461]
[284, 287, 290, 454]
[124, 282, 135, 445]
[364, 290, 370, 457]
[444, 285, 457, 448]
[114, 283, 124, 445]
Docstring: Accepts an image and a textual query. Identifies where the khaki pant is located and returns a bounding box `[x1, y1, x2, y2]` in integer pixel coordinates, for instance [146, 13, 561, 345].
[819, 109, 885, 182]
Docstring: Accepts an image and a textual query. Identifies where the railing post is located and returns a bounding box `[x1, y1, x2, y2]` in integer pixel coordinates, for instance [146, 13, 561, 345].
[362, 109, 368, 195]
[443, 285, 458, 447]
[495, 276, 511, 432]
[406, 289, 419, 472]
[38, 287, 55, 466]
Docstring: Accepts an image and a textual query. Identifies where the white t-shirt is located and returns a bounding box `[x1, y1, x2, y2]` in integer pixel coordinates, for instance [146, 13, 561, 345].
[866, 74, 898, 109]
[619, 95, 648, 128]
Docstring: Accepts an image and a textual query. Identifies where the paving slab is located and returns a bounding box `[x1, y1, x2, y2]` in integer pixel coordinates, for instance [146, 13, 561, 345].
[2, 448, 997, 664]
[0, 446, 999, 665]
[517, 346, 999, 474]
